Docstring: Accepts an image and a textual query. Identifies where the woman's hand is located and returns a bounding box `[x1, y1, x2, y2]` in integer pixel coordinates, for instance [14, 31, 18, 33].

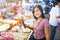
[22, 20, 33, 30]
[22, 14, 33, 30]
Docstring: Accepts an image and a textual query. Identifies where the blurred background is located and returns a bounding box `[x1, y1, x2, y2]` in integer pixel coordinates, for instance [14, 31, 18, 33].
[0, 0, 60, 40]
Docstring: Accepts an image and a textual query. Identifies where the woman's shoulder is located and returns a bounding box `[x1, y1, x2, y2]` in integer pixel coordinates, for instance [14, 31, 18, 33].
[42, 18, 49, 26]
[43, 18, 48, 20]
[42, 18, 48, 22]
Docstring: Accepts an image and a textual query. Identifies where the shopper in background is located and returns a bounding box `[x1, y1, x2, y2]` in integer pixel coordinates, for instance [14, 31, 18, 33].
[9, 3, 15, 12]
[13, 5, 22, 26]
[23, 5, 50, 40]
[45, 4, 51, 14]
[15, 2, 23, 14]
[13, 2, 23, 18]
[49, 0, 60, 40]
[1, 6, 7, 19]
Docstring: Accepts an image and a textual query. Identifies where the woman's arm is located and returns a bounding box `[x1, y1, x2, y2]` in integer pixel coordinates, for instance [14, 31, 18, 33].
[44, 20, 50, 40]
[56, 16, 60, 18]
[44, 26, 50, 40]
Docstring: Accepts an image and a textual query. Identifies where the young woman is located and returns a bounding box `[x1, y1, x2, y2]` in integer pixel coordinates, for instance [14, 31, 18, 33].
[23, 5, 50, 40]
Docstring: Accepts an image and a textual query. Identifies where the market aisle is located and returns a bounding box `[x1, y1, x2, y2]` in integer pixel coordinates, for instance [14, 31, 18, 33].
[54, 26, 60, 40]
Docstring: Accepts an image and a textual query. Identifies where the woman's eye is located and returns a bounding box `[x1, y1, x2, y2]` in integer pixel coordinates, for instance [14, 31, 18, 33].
[36, 10, 39, 12]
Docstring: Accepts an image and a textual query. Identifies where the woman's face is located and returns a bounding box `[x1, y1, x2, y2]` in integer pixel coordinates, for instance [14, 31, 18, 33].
[34, 7, 42, 18]
[58, 2, 60, 6]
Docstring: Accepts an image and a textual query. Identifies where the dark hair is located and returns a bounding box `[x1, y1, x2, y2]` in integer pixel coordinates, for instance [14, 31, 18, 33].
[57, 0, 60, 2]
[56, 0, 60, 4]
[32, 5, 45, 19]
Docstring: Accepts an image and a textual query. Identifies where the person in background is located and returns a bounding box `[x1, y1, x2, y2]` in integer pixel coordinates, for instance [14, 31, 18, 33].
[48, 2, 56, 19]
[9, 3, 15, 12]
[45, 4, 51, 14]
[1, 6, 7, 19]
[13, 2, 23, 18]
[49, 0, 60, 40]
[23, 5, 50, 40]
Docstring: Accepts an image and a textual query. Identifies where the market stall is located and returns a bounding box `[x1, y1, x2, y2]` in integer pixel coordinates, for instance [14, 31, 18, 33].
[0, 17, 33, 40]
[0, 0, 34, 40]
